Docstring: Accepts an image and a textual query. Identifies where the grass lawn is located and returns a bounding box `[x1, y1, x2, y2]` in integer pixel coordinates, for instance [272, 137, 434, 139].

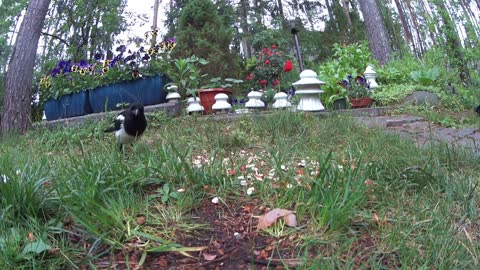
[1, 111, 479, 269]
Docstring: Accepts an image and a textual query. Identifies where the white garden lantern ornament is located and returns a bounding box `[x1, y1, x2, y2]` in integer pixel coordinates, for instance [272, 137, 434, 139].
[292, 69, 325, 111]
[272, 92, 291, 108]
[212, 93, 232, 113]
[186, 97, 204, 114]
[364, 65, 379, 89]
[245, 90, 265, 109]
[165, 84, 181, 103]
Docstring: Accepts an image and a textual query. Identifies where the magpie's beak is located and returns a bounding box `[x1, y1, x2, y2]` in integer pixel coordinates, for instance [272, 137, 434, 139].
[133, 109, 139, 116]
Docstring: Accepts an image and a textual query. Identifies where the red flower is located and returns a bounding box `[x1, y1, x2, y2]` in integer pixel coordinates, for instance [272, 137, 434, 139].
[283, 60, 293, 72]
[246, 73, 254, 81]
[259, 79, 267, 85]
[272, 44, 277, 49]
[264, 60, 270, 64]
[275, 52, 280, 56]
[272, 79, 280, 86]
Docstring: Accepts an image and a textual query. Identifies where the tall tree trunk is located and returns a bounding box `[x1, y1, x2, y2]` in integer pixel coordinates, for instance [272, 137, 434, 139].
[1, 0, 52, 134]
[358, 0, 391, 65]
[341, 0, 352, 27]
[419, 0, 437, 46]
[277, 0, 285, 22]
[152, 0, 160, 45]
[405, 0, 425, 55]
[433, 0, 471, 84]
[458, 0, 480, 45]
[393, 0, 414, 51]
[239, 0, 252, 58]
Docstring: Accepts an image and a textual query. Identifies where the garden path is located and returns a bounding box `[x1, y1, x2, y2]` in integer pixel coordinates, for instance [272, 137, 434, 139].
[354, 114, 480, 156]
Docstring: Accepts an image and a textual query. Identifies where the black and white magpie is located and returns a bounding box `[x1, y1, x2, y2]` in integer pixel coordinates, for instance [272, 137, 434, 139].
[104, 103, 147, 150]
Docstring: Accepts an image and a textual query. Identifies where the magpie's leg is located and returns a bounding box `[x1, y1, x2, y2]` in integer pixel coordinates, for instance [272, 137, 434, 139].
[119, 143, 124, 152]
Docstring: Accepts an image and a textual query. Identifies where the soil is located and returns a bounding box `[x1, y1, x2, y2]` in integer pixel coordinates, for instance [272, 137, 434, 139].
[91, 197, 302, 270]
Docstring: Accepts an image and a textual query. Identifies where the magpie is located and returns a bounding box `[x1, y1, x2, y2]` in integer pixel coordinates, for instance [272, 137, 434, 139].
[104, 103, 147, 150]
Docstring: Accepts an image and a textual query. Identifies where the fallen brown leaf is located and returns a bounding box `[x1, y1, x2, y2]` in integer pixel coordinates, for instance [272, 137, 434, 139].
[137, 216, 146, 225]
[373, 213, 380, 226]
[202, 252, 217, 261]
[257, 208, 297, 229]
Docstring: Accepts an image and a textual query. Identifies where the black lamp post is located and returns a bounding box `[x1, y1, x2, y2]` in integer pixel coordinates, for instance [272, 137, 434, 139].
[290, 20, 304, 72]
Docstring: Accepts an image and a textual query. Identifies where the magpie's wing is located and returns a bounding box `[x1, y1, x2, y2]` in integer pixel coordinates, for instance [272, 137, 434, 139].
[104, 110, 129, 132]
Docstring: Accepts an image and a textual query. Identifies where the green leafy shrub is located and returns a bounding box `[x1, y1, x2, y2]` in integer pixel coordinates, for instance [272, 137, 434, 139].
[410, 67, 441, 85]
[377, 54, 422, 84]
[373, 83, 468, 111]
[316, 43, 374, 105]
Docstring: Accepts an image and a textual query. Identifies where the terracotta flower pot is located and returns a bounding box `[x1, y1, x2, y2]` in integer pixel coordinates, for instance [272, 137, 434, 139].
[349, 97, 373, 109]
[198, 88, 232, 114]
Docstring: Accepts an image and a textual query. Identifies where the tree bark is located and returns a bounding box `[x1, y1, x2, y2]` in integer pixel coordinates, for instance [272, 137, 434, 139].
[1, 0, 52, 134]
[433, 0, 471, 84]
[393, 0, 414, 50]
[152, 0, 160, 45]
[341, 0, 352, 27]
[358, 0, 391, 65]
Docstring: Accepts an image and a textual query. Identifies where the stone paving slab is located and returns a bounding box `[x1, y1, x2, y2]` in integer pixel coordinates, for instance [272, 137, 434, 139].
[355, 114, 480, 156]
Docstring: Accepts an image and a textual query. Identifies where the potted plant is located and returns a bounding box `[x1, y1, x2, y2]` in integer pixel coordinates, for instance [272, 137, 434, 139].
[341, 75, 373, 108]
[327, 87, 348, 110]
[39, 31, 174, 119]
[198, 77, 243, 114]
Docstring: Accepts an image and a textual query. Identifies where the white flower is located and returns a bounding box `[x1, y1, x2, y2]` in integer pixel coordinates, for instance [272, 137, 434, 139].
[16, 169, 21, 175]
[211, 197, 220, 204]
[246, 187, 255, 195]
[286, 184, 293, 189]
[240, 180, 247, 186]
[177, 188, 186, 193]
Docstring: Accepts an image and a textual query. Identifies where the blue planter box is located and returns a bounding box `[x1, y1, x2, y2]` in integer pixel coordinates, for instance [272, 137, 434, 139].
[44, 91, 92, 121]
[88, 75, 168, 113]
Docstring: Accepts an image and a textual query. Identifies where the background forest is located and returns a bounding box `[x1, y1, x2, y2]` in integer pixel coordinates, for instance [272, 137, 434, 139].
[0, 0, 480, 131]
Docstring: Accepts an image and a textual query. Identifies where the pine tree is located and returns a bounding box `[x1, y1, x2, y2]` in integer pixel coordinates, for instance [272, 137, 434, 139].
[173, 0, 240, 80]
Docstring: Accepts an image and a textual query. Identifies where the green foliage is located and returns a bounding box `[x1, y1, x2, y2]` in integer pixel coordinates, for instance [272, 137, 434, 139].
[174, 0, 241, 81]
[316, 43, 374, 104]
[0, 160, 53, 223]
[164, 55, 208, 99]
[202, 77, 244, 89]
[372, 83, 468, 111]
[53, 0, 128, 61]
[1, 111, 480, 268]
[410, 67, 441, 85]
[377, 54, 422, 84]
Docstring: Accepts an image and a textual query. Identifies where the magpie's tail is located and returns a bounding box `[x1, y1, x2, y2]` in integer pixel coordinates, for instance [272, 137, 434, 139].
[104, 127, 116, 133]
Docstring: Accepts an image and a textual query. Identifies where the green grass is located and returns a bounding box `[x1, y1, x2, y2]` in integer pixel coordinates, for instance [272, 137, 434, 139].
[0, 111, 479, 269]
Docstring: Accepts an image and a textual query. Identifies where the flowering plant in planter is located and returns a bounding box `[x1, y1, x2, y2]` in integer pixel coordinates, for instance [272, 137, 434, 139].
[38, 30, 176, 101]
[246, 44, 294, 92]
[341, 75, 371, 98]
[340, 75, 374, 108]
